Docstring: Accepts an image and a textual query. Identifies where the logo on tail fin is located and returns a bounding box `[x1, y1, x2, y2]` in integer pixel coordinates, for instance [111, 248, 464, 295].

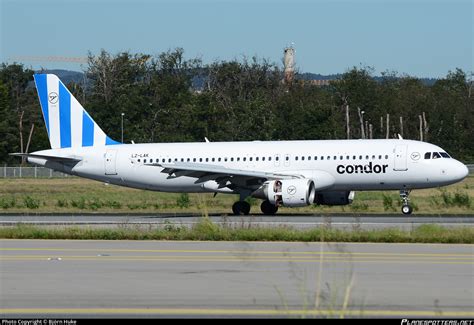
[48, 92, 58, 104]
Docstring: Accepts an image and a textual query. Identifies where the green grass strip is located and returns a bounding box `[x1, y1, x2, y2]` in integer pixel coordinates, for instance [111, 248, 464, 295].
[1, 219, 473, 243]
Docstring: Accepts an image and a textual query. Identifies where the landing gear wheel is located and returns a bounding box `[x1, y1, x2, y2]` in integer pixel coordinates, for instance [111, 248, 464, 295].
[399, 189, 413, 215]
[401, 205, 413, 215]
[232, 201, 251, 215]
[260, 200, 278, 215]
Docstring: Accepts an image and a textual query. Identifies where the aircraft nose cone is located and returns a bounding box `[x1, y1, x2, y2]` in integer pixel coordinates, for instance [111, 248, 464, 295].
[454, 162, 469, 181]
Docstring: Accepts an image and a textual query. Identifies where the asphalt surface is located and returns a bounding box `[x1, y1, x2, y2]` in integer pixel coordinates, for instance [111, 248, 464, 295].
[1, 240, 473, 318]
[1, 214, 473, 230]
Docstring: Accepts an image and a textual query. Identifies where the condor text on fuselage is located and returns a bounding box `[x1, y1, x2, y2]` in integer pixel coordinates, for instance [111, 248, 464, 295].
[337, 162, 389, 175]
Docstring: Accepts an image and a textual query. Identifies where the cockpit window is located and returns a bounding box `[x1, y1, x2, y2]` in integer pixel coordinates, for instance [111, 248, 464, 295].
[440, 152, 450, 158]
[424, 152, 431, 159]
[432, 152, 441, 159]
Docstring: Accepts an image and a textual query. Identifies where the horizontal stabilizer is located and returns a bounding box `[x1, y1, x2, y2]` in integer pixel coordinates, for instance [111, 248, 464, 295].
[9, 153, 82, 163]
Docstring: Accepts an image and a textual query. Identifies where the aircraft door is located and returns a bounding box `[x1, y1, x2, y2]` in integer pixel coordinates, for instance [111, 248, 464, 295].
[105, 150, 118, 175]
[393, 145, 408, 171]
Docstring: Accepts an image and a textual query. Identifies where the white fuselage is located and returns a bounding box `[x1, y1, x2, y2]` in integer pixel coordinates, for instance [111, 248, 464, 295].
[28, 139, 469, 194]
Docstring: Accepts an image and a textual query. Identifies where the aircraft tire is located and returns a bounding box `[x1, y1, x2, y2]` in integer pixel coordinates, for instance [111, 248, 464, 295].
[260, 200, 278, 215]
[401, 205, 413, 215]
[232, 201, 251, 215]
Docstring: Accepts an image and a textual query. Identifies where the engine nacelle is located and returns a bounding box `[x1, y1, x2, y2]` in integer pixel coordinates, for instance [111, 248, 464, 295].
[314, 191, 355, 206]
[253, 179, 316, 207]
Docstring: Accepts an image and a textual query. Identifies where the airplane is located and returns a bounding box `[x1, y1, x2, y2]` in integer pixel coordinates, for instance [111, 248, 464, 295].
[11, 74, 469, 215]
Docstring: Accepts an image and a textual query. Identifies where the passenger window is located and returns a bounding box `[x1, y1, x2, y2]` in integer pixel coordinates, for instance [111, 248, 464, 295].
[372, 155, 375, 159]
[302, 156, 305, 161]
[206, 158, 209, 162]
[327, 156, 331, 160]
[295, 156, 299, 161]
[321, 156, 324, 160]
[353, 155, 356, 160]
[378, 155, 382, 159]
[359, 155, 362, 160]
[340, 156, 343, 160]
[138, 159, 141, 163]
[168, 158, 172, 163]
[286, 156, 289, 161]
[237, 157, 240, 161]
[346, 156, 349, 160]
[256, 157, 259, 161]
[276, 156, 279, 161]
[268, 157, 271, 161]
[224, 158, 228, 162]
[243, 157, 246, 161]
[249, 157, 253, 161]
[218, 158, 221, 162]
[193, 158, 196, 162]
[308, 156, 311, 160]
[385, 155, 388, 159]
[262, 157, 265, 161]
[181, 158, 184, 162]
[231, 157, 234, 162]
[432, 152, 441, 159]
[162, 159, 165, 163]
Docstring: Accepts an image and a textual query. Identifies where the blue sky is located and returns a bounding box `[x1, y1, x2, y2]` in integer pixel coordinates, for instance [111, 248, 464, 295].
[1, 0, 472, 78]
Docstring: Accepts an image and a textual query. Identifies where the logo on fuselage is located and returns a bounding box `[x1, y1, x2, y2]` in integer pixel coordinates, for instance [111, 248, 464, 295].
[336, 162, 388, 174]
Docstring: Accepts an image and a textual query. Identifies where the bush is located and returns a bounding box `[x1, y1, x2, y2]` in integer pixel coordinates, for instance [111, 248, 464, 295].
[71, 198, 86, 209]
[382, 194, 395, 211]
[0, 197, 16, 209]
[176, 193, 190, 208]
[23, 196, 40, 209]
[56, 199, 69, 208]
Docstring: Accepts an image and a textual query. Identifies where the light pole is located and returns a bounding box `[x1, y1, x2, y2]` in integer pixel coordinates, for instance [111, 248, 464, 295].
[121, 113, 125, 143]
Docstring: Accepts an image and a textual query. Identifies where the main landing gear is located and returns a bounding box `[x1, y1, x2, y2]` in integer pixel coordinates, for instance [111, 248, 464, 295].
[232, 201, 251, 215]
[399, 189, 413, 215]
[260, 200, 278, 215]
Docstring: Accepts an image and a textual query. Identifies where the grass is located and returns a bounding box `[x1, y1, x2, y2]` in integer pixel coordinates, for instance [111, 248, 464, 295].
[0, 176, 472, 214]
[1, 219, 473, 243]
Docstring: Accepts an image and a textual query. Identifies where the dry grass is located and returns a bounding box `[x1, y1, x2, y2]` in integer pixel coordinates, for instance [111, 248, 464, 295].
[0, 176, 472, 214]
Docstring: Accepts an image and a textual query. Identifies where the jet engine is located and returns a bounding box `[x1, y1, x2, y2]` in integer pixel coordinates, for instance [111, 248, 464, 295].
[253, 179, 316, 207]
[314, 191, 355, 205]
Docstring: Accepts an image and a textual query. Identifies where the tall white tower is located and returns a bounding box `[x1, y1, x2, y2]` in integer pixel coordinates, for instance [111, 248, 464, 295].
[283, 45, 295, 84]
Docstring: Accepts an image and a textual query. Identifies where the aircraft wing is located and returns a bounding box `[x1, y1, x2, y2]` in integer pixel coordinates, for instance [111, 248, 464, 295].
[147, 162, 304, 189]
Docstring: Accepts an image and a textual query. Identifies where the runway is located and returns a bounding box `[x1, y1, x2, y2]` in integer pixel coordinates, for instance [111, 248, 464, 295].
[1, 214, 473, 230]
[1, 240, 473, 318]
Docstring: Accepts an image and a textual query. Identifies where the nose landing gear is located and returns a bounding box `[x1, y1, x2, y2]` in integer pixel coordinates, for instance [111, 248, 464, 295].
[400, 190, 413, 215]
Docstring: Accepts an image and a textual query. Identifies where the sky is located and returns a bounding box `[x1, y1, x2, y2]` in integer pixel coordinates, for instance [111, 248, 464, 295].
[0, 0, 472, 78]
